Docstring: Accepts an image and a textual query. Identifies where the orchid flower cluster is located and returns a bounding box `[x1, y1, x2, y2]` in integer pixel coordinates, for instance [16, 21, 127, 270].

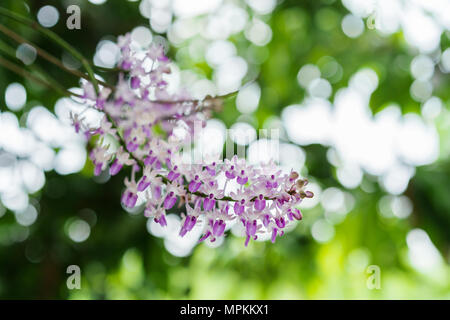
[72, 33, 313, 247]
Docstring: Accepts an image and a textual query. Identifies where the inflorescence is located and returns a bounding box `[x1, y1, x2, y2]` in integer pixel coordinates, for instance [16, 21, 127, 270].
[72, 33, 313, 247]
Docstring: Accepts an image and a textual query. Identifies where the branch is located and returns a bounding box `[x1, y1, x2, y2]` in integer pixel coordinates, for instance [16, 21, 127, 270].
[0, 23, 113, 90]
[0, 7, 100, 93]
[0, 55, 82, 98]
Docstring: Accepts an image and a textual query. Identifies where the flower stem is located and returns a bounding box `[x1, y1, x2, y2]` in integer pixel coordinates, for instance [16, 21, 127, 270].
[0, 23, 113, 90]
[0, 39, 85, 98]
[0, 55, 82, 98]
[0, 7, 100, 93]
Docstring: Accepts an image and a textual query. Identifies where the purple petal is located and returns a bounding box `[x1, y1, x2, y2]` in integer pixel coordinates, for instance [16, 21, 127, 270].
[225, 171, 235, 179]
[152, 185, 162, 199]
[292, 208, 303, 220]
[254, 198, 266, 211]
[155, 214, 167, 227]
[188, 181, 201, 193]
[263, 214, 271, 227]
[234, 202, 244, 215]
[199, 231, 211, 242]
[130, 76, 140, 89]
[236, 176, 248, 185]
[203, 197, 216, 211]
[109, 159, 123, 176]
[137, 176, 151, 191]
[271, 228, 278, 243]
[164, 195, 177, 209]
[245, 235, 251, 247]
[121, 60, 132, 70]
[167, 170, 180, 181]
[212, 220, 225, 237]
[275, 217, 286, 229]
[122, 191, 138, 208]
[94, 163, 103, 176]
[246, 220, 257, 236]
[96, 98, 105, 110]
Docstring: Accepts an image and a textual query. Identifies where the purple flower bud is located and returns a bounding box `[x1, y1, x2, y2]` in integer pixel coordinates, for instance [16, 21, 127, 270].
[179, 215, 197, 237]
[290, 208, 303, 221]
[94, 163, 103, 176]
[74, 122, 81, 133]
[263, 214, 271, 227]
[158, 55, 169, 62]
[275, 217, 286, 229]
[212, 220, 226, 237]
[167, 168, 180, 181]
[121, 60, 132, 70]
[122, 190, 138, 208]
[245, 221, 258, 246]
[154, 214, 167, 227]
[188, 179, 202, 193]
[199, 230, 211, 242]
[130, 76, 140, 89]
[109, 159, 123, 176]
[164, 192, 177, 209]
[244, 237, 250, 247]
[137, 176, 151, 191]
[289, 171, 299, 181]
[246, 220, 257, 237]
[271, 228, 278, 243]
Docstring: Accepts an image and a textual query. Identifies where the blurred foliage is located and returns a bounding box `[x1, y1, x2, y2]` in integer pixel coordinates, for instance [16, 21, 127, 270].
[0, 0, 449, 299]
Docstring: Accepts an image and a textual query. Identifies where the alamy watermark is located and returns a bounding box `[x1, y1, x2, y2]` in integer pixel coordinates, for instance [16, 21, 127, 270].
[366, 265, 381, 290]
[66, 265, 81, 290]
[66, 5, 81, 30]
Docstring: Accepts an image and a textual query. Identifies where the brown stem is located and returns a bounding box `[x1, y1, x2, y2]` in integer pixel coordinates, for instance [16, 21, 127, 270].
[0, 55, 82, 98]
[0, 23, 113, 90]
[150, 90, 237, 105]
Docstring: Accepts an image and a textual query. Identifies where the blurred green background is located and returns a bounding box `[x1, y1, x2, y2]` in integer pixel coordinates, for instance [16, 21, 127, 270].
[0, 0, 449, 299]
